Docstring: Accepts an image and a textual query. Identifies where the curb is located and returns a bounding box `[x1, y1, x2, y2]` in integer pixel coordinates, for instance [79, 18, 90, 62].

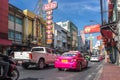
[93, 61, 105, 80]
[94, 67, 103, 80]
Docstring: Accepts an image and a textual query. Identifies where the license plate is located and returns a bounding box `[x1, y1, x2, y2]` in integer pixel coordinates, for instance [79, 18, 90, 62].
[62, 60, 68, 63]
[18, 61, 23, 64]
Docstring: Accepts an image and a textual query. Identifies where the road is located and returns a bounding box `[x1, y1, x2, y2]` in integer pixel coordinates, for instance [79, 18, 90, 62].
[18, 61, 104, 80]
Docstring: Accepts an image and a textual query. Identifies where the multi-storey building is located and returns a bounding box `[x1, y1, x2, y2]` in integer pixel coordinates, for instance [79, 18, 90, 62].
[56, 20, 78, 50]
[78, 30, 85, 51]
[8, 4, 25, 50]
[53, 23, 67, 51]
[8, 4, 46, 50]
[0, 0, 12, 54]
[23, 9, 46, 47]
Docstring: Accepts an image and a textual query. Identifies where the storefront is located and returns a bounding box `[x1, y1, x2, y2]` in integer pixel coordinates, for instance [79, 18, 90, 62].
[101, 21, 117, 63]
[0, 39, 12, 54]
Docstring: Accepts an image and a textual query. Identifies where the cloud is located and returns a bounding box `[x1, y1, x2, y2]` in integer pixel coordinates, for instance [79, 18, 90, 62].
[57, 1, 100, 13]
[82, 5, 100, 12]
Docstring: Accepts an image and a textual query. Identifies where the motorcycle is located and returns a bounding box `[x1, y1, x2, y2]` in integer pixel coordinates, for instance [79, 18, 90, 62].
[0, 56, 19, 80]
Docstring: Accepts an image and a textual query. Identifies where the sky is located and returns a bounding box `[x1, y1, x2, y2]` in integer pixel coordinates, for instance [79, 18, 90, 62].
[9, 0, 102, 46]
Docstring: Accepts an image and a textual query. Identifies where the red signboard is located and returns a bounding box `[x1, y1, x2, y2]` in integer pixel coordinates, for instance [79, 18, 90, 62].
[46, 30, 53, 34]
[101, 30, 113, 39]
[84, 24, 100, 34]
[47, 34, 53, 39]
[43, 1, 57, 11]
[46, 20, 53, 25]
[46, 15, 53, 20]
[46, 10, 53, 15]
[46, 25, 53, 30]
[97, 35, 102, 40]
[44, 1, 57, 44]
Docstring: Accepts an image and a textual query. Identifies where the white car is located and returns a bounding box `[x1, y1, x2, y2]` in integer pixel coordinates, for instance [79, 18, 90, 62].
[90, 55, 100, 62]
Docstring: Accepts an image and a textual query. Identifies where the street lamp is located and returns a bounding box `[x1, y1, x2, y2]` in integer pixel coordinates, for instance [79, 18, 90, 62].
[89, 20, 99, 24]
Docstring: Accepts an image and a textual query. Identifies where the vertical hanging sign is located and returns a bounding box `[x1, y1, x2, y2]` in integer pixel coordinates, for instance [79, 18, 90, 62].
[43, 1, 57, 44]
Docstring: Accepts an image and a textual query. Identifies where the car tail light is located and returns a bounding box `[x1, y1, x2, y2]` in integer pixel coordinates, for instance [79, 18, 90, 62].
[71, 59, 77, 62]
[29, 53, 32, 59]
[56, 58, 60, 61]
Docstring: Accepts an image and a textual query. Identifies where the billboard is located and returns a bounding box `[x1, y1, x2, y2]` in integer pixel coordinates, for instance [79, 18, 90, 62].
[43, 1, 57, 44]
[84, 24, 100, 34]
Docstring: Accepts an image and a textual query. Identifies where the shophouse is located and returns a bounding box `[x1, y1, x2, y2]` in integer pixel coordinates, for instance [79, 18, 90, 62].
[56, 21, 78, 50]
[23, 9, 46, 48]
[8, 4, 25, 50]
[0, 0, 12, 54]
[100, 0, 118, 64]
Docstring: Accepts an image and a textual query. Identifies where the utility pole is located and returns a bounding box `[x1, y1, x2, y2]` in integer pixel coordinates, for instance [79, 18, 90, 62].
[100, 0, 104, 25]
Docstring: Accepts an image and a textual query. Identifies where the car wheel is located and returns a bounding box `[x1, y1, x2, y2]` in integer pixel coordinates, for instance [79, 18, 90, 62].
[77, 63, 82, 72]
[38, 59, 45, 69]
[22, 63, 29, 69]
[58, 68, 62, 71]
[79, 63, 82, 71]
[85, 61, 88, 68]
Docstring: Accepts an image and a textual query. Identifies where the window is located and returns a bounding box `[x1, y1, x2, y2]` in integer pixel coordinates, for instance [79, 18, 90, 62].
[8, 30, 14, 39]
[8, 30, 22, 41]
[46, 48, 52, 53]
[32, 48, 44, 52]
[62, 53, 76, 57]
[15, 32, 22, 41]
[16, 17, 22, 25]
[9, 14, 14, 22]
[63, 23, 66, 27]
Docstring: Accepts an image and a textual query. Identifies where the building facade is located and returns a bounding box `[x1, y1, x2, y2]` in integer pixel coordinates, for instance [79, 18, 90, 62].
[8, 4, 46, 50]
[78, 30, 85, 51]
[56, 21, 78, 50]
[100, 0, 118, 64]
[0, 0, 12, 54]
[8, 4, 25, 50]
[53, 23, 67, 51]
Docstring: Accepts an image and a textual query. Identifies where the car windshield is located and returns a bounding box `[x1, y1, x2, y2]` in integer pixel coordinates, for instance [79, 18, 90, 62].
[62, 53, 76, 57]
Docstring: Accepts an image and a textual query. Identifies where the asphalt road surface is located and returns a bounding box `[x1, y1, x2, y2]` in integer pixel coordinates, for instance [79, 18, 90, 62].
[18, 61, 104, 80]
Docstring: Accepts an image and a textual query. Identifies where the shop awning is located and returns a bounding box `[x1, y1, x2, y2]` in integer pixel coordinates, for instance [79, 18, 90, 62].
[0, 39, 12, 46]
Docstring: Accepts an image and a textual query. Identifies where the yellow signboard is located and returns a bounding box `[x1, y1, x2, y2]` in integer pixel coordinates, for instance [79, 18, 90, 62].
[46, 39, 52, 44]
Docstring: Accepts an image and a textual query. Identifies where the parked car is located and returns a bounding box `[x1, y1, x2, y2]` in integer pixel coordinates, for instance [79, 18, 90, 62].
[98, 55, 105, 61]
[54, 51, 88, 71]
[90, 55, 100, 62]
[22, 47, 58, 69]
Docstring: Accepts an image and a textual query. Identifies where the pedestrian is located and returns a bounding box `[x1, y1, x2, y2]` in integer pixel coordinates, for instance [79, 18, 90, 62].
[0, 52, 10, 78]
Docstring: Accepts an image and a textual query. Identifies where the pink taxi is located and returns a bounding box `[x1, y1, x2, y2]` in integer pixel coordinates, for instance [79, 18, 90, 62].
[54, 51, 88, 71]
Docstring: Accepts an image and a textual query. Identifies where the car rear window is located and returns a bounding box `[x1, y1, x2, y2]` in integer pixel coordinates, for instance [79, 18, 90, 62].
[31, 48, 44, 52]
[91, 55, 98, 57]
[62, 53, 76, 57]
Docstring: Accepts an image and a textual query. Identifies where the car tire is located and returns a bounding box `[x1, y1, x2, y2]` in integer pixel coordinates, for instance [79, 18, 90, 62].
[22, 63, 29, 69]
[58, 68, 62, 71]
[77, 63, 82, 72]
[85, 61, 88, 68]
[38, 59, 45, 69]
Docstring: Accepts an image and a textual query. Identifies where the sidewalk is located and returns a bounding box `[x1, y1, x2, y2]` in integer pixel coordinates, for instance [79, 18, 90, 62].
[98, 63, 120, 80]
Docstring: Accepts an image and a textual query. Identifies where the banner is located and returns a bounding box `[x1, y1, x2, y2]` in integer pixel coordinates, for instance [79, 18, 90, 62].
[84, 24, 100, 34]
[97, 35, 102, 40]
